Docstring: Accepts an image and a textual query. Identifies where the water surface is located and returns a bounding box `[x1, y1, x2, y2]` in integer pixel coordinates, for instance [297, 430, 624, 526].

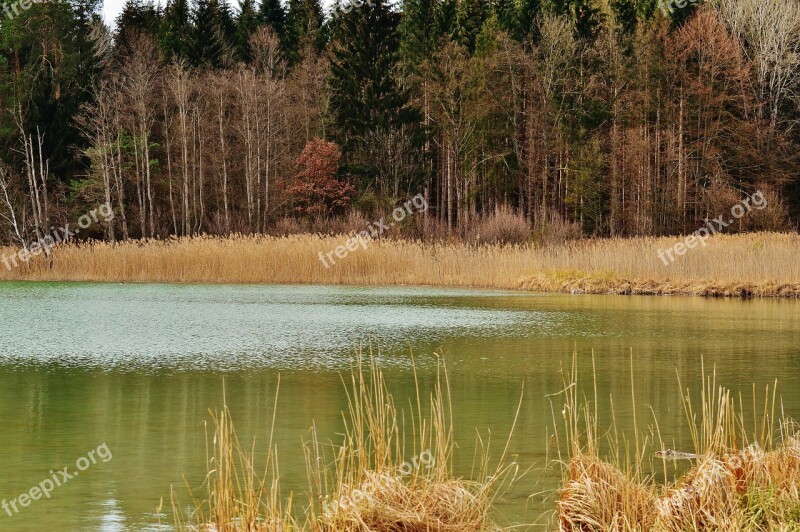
[1, 282, 799, 530]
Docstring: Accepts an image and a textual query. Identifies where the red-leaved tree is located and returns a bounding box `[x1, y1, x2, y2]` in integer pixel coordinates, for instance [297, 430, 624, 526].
[288, 138, 355, 217]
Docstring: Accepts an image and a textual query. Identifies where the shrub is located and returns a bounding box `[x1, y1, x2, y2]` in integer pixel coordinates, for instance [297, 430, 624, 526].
[289, 139, 356, 218]
[466, 206, 532, 245]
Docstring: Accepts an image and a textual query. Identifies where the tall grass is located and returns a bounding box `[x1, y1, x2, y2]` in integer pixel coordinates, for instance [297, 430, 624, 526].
[1, 232, 800, 297]
[169, 380, 300, 531]
[169, 352, 523, 531]
[554, 355, 800, 530]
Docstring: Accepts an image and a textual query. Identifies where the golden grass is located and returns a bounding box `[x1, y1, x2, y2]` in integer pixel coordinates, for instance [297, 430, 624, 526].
[1, 232, 800, 297]
[169, 351, 523, 531]
[168, 379, 300, 531]
[554, 356, 800, 531]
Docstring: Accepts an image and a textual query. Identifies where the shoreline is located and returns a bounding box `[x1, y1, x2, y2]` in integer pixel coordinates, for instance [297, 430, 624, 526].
[1, 232, 798, 298]
[2, 275, 800, 299]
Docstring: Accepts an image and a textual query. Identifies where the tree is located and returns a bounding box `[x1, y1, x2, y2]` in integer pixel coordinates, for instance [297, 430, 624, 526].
[235, 0, 259, 61]
[115, 0, 162, 52]
[284, 0, 324, 63]
[258, 0, 288, 49]
[192, 0, 235, 67]
[161, 0, 193, 61]
[289, 138, 355, 217]
[329, 0, 421, 192]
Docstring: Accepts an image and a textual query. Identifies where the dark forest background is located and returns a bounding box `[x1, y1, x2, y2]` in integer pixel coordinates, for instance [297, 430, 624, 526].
[0, 0, 798, 244]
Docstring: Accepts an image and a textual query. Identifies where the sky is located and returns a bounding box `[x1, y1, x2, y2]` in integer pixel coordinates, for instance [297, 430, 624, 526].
[101, 0, 128, 25]
[100, 0, 333, 28]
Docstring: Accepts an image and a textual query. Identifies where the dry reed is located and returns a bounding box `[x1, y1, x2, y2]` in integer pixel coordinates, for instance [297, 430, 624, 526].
[169, 351, 523, 531]
[168, 379, 299, 531]
[2, 232, 800, 297]
[554, 356, 800, 531]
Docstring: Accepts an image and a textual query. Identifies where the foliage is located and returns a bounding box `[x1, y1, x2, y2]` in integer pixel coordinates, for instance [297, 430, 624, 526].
[289, 138, 355, 217]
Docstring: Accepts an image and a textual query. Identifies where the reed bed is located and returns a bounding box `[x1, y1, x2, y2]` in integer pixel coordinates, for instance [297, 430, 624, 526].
[1, 232, 799, 297]
[554, 357, 800, 531]
[169, 352, 522, 531]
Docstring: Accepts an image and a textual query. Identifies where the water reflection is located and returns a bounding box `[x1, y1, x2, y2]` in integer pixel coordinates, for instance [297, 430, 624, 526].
[0, 283, 798, 529]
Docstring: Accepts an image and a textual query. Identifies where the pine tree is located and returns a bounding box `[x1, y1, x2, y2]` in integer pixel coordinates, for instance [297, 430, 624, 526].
[437, 0, 458, 39]
[571, 0, 602, 39]
[116, 0, 162, 51]
[192, 0, 235, 67]
[161, 0, 193, 62]
[235, 0, 259, 60]
[329, 0, 422, 189]
[399, 0, 442, 72]
[455, 0, 491, 52]
[610, 0, 637, 34]
[284, 0, 324, 63]
[258, 0, 287, 45]
[517, 0, 541, 40]
[543, 0, 602, 40]
[493, 0, 519, 37]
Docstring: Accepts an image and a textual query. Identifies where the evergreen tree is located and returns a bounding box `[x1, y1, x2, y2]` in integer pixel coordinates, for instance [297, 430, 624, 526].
[437, 0, 458, 39]
[161, 0, 193, 61]
[116, 0, 162, 51]
[329, 0, 421, 187]
[455, 0, 490, 52]
[235, 0, 259, 60]
[399, 0, 442, 72]
[493, 0, 519, 37]
[571, 0, 602, 39]
[543, 0, 602, 40]
[192, 0, 235, 67]
[258, 0, 287, 44]
[517, 0, 541, 40]
[284, 0, 324, 63]
[0, 0, 100, 183]
[610, 0, 637, 34]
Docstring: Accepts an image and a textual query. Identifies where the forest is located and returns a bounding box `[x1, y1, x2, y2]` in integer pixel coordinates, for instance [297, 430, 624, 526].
[0, 0, 798, 245]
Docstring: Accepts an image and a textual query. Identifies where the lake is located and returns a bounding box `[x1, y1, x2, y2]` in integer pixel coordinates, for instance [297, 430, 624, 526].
[0, 282, 798, 530]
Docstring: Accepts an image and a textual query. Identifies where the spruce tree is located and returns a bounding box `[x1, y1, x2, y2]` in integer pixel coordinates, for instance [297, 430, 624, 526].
[610, 0, 637, 34]
[161, 0, 193, 62]
[116, 0, 162, 50]
[399, 0, 442, 72]
[258, 0, 287, 44]
[329, 0, 421, 186]
[455, 0, 490, 52]
[517, 0, 541, 41]
[236, 0, 259, 60]
[492, 0, 519, 38]
[284, 0, 324, 63]
[192, 0, 235, 67]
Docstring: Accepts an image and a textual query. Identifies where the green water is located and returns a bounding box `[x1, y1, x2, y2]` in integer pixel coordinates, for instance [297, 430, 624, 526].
[0, 282, 799, 530]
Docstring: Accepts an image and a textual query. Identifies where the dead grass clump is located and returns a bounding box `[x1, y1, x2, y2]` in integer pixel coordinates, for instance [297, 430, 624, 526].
[654, 457, 744, 530]
[306, 352, 521, 531]
[554, 356, 800, 531]
[466, 206, 532, 246]
[169, 351, 523, 531]
[319, 471, 486, 531]
[559, 454, 657, 530]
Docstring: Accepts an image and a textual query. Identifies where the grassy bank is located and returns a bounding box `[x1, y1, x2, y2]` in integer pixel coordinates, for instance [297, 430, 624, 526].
[555, 360, 800, 530]
[2, 232, 800, 297]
